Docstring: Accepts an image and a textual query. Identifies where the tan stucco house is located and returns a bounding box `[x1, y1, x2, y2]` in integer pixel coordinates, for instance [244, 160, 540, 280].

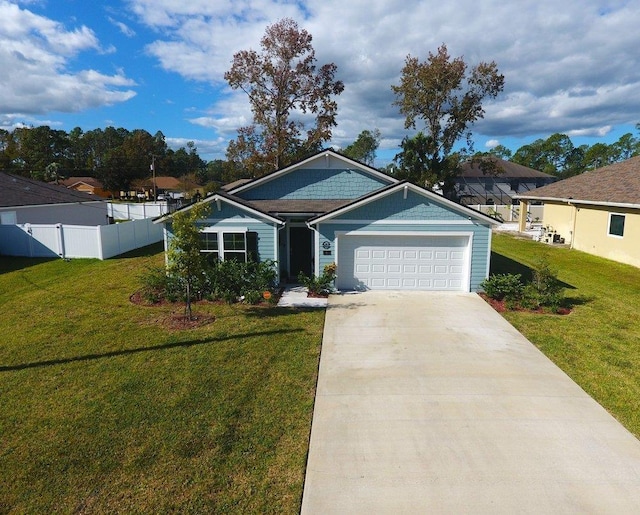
[516, 156, 640, 268]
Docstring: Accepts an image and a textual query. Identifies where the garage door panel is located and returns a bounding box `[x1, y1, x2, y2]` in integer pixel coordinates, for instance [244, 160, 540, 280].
[337, 235, 469, 291]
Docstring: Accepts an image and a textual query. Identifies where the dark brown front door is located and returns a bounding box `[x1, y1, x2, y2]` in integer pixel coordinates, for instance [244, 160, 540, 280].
[289, 226, 313, 278]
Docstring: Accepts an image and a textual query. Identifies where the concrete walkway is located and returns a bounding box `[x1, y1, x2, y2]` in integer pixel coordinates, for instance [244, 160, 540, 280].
[277, 285, 328, 308]
[301, 291, 640, 513]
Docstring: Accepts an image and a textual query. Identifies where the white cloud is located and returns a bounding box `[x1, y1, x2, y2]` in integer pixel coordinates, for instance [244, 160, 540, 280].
[0, 1, 136, 116]
[485, 140, 500, 149]
[108, 17, 136, 38]
[126, 0, 640, 157]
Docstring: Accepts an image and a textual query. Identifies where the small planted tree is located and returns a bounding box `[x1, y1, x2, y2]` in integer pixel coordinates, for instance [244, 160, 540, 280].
[167, 201, 211, 319]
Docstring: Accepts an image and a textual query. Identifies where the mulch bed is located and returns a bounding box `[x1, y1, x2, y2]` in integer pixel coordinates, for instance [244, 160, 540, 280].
[129, 289, 283, 330]
[478, 292, 571, 315]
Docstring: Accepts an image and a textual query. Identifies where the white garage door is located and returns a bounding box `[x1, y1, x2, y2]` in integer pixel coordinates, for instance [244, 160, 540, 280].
[337, 235, 469, 291]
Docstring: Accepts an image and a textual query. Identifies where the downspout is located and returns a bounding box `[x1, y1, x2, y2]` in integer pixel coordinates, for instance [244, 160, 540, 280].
[568, 201, 577, 249]
[306, 221, 320, 277]
[277, 223, 286, 283]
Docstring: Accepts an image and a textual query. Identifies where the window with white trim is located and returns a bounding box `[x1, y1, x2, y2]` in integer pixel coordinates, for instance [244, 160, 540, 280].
[608, 213, 625, 237]
[199, 230, 258, 262]
[200, 232, 219, 260]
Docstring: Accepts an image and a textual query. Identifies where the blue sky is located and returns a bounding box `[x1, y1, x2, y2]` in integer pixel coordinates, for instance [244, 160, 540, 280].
[2, 0, 640, 165]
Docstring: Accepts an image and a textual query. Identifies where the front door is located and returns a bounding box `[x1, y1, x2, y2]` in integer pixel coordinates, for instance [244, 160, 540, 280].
[289, 226, 313, 279]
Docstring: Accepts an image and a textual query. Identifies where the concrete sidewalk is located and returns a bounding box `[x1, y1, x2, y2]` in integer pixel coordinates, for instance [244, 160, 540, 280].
[301, 291, 640, 513]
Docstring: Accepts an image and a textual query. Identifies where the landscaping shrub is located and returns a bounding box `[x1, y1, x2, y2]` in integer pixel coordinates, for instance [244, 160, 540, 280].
[480, 259, 565, 313]
[480, 273, 523, 301]
[140, 259, 278, 305]
[298, 263, 337, 296]
[202, 258, 278, 302]
[139, 266, 182, 303]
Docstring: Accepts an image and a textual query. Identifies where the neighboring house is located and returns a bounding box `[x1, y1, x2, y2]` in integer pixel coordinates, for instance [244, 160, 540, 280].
[156, 150, 499, 292]
[516, 155, 640, 268]
[0, 172, 108, 225]
[59, 177, 111, 198]
[154, 176, 185, 199]
[456, 157, 556, 206]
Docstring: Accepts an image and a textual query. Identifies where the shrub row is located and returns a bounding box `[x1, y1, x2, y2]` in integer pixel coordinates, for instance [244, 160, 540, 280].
[480, 259, 565, 313]
[139, 259, 278, 305]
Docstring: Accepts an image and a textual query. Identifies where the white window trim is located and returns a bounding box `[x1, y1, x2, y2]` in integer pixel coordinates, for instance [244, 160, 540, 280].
[607, 212, 625, 239]
[199, 227, 249, 260]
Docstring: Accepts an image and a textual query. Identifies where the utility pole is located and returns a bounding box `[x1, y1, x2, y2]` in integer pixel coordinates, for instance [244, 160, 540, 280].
[150, 156, 157, 201]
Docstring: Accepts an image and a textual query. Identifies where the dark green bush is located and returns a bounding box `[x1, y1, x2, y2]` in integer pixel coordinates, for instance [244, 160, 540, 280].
[202, 258, 278, 302]
[482, 259, 565, 313]
[139, 266, 182, 303]
[480, 273, 524, 301]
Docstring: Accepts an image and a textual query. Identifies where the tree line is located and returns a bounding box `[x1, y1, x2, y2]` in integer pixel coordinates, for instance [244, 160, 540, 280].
[0, 126, 207, 194]
[2, 17, 637, 199]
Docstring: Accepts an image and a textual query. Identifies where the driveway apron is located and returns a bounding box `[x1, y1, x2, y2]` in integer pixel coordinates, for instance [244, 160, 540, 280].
[301, 291, 640, 514]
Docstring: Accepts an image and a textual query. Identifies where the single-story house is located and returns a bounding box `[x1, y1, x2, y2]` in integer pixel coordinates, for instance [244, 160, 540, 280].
[59, 177, 111, 198]
[156, 150, 499, 292]
[0, 172, 108, 225]
[457, 157, 556, 206]
[516, 155, 640, 268]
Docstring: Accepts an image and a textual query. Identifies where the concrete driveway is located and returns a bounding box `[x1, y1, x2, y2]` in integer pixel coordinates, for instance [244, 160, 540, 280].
[301, 291, 640, 513]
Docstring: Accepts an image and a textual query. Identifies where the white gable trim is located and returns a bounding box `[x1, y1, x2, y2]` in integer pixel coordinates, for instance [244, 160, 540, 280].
[227, 150, 398, 195]
[153, 194, 284, 225]
[309, 182, 500, 226]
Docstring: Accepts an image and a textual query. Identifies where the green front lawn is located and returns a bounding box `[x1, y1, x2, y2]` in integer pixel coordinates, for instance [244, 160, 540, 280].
[0, 244, 325, 513]
[491, 233, 640, 438]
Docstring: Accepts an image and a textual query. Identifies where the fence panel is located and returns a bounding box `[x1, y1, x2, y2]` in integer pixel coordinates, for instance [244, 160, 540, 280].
[108, 202, 169, 220]
[61, 225, 102, 259]
[0, 225, 35, 256]
[1, 218, 163, 260]
[100, 218, 164, 259]
[29, 225, 63, 257]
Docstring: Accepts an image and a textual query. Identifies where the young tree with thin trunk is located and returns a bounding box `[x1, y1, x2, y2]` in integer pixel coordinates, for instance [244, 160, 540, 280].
[391, 44, 504, 198]
[225, 18, 344, 177]
[167, 202, 211, 320]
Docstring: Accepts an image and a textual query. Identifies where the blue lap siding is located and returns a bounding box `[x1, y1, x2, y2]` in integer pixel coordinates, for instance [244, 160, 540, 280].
[312, 190, 492, 291]
[238, 168, 391, 200]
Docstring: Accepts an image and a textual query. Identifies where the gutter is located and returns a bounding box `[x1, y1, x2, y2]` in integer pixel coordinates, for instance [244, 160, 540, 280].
[515, 195, 640, 210]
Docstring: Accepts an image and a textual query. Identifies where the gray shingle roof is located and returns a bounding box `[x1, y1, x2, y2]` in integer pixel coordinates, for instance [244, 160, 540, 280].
[0, 172, 101, 208]
[517, 155, 640, 206]
[460, 157, 554, 178]
[244, 199, 352, 214]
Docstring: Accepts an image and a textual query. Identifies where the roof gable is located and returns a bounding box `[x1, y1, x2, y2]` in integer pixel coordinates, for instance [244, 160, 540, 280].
[153, 191, 284, 225]
[228, 149, 398, 201]
[309, 182, 500, 225]
[0, 172, 102, 208]
[518, 155, 640, 207]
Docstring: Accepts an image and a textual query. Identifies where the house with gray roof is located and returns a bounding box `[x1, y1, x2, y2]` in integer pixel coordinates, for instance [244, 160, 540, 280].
[516, 155, 640, 268]
[156, 149, 500, 292]
[456, 157, 556, 206]
[0, 172, 108, 225]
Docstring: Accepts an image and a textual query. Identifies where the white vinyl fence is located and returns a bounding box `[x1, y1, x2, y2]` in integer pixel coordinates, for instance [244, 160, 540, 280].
[0, 218, 163, 259]
[467, 204, 544, 222]
[108, 201, 171, 220]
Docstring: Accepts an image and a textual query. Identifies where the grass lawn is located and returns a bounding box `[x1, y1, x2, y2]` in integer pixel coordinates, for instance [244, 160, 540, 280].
[491, 232, 640, 438]
[0, 244, 325, 513]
